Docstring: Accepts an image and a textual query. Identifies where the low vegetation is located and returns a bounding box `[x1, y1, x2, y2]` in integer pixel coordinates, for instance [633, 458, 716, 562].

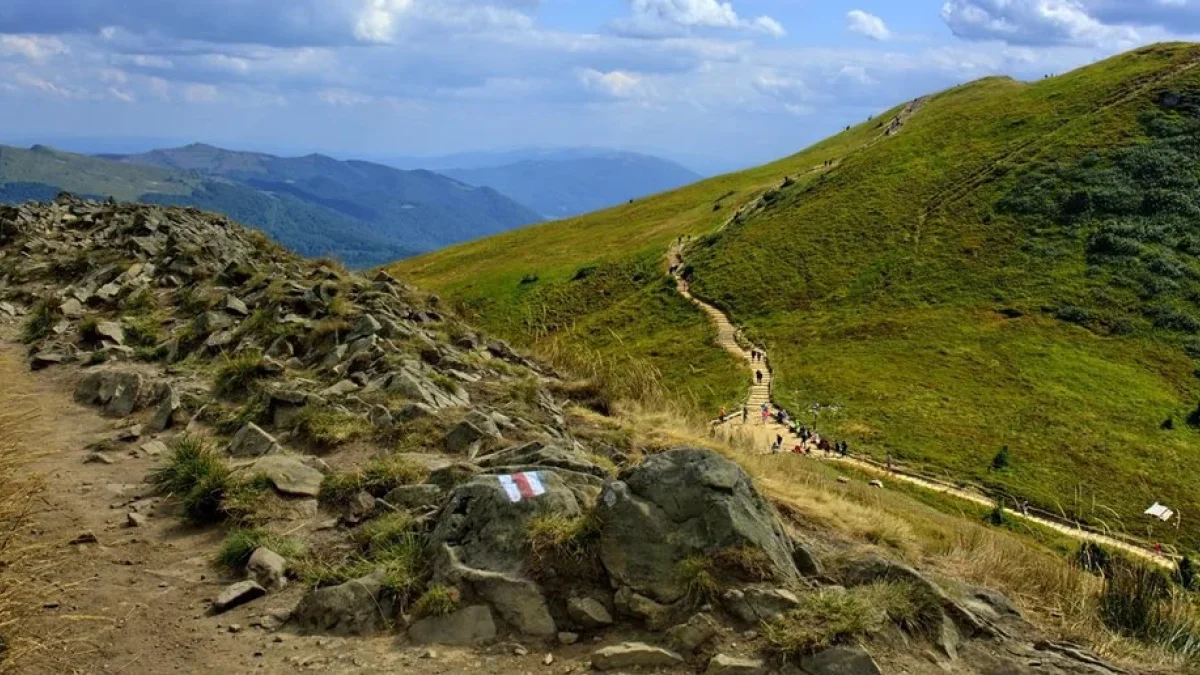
[292, 404, 372, 449]
[213, 350, 272, 398]
[319, 455, 429, 507]
[217, 527, 304, 570]
[412, 585, 461, 619]
[526, 513, 602, 579]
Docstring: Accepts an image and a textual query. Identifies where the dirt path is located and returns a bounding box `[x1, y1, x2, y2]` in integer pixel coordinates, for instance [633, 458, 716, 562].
[667, 249, 1176, 570]
[0, 334, 621, 673]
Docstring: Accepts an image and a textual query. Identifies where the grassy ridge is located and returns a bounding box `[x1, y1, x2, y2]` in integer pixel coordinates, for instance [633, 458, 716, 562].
[394, 43, 1200, 548]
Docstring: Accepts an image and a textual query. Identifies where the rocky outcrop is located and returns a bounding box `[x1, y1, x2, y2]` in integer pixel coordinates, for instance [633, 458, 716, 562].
[596, 448, 800, 603]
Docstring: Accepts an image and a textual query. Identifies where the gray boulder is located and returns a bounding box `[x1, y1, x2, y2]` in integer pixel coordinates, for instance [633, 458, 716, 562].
[74, 370, 146, 417]
[597, 448, 799, 603]
[213, 580, 265, 613]
[292, 572, 393, 636]
[247, 547, 288, 591]
[722, 587, 802, 624]
[841, 556, 999, 638]
[252, 454, 324, 497]
[408, 605, 497, 646]
[228, 422, 281, 457]
[707, 654, 766, 675]
[145, 383, 182, 434]
[444, 420, 488, 454]
[666, 612, 720, 654]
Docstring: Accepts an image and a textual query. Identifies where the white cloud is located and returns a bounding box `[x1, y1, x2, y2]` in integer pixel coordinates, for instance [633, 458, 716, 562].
[580, 68, 646, 98]
[183, 82, 219, 102]
[941, 0, 1141, 47]
[846, 10, 891, 40]
[107, 86, 135, 103]
[319, 88, 374, 105]
[615, 0, 785, 37]
[0, 34, 68, 63]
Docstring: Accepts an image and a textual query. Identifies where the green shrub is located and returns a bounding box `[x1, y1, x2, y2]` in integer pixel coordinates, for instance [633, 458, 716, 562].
[413, 585, 461, 618]
[677, 556, 720, 602]
[353, 512, 418, 553]
[217, 527, 303, 569]
[121, 289, 157, 316]
[149, 435, 234, 523]
[213, 350, 272, 398]
[990, 446, 1011, 471]
[1179, 555, 1198, 591]
[986, 505, 1006, 526]
[123, 314, 163, 348]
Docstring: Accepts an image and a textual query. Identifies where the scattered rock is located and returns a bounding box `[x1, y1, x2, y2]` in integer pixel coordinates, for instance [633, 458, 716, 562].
[567, 596, 613, 629]
[75, 370, 145, 417]
[408, 605, 497, 646]
[228, 422, 281, 457]
[125, 512, 148, 528]
[591, 642, 684, 672]
[252, 454, 324, 498]
[60, 298, 84, 318]
[292, 571, 392, 636]
[798, 646, 881, 675]
[383, 484, 443, 510]
[213, 581, 266, 613]
[96, 321, 125, 345]
[84, 452, 115, 465]
[225, 294, 249, 316]
[139, 440, 168, 457]
[558, 632, 579, 646]
[247, 548, 288, 591]
[666, 612, 720, 655]
[706, 654, 765, 675]
[613, 586, 673, 631]
[722, 587, 801, 624]
[69, 532, 99, 546]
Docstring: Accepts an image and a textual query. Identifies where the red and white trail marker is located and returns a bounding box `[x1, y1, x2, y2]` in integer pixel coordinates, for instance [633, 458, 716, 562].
[497, 471, 547, 503]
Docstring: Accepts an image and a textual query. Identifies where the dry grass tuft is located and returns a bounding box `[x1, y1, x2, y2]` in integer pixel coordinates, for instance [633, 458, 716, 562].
[0, 356, 45, 672]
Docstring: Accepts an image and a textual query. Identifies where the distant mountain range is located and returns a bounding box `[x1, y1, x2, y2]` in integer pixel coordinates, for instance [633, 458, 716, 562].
[0, 141, 708, 265]
[442, 152, 702, 219]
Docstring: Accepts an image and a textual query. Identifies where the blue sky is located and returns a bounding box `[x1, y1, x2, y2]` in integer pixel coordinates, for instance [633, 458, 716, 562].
[1, 0, 1198, 172]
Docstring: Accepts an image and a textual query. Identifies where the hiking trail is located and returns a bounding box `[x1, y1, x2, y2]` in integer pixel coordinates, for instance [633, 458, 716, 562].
[667, 239, 1176, 570]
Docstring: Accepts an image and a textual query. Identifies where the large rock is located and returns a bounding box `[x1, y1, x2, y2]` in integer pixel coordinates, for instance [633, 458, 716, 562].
[444, 420, 488, 454]
[145, 383, 182, 434]
[408, 605, 497, 646]
[228, 422, 281, 457]
[591, 642, 684, 671]
[597, 448, 799, 603]
[74, 370, 146, 417]
[798, 646, 881, 675]
[666, 612, 720, 654]
[292, 572, 393, 636]
[428, 470, 584, 636]
[252, 454, 324, 497]
[383, 484, 443, 510]
[841, 556, 999, 638]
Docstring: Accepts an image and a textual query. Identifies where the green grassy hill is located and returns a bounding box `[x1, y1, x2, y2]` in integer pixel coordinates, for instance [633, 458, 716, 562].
[393, 43, 1200, 550]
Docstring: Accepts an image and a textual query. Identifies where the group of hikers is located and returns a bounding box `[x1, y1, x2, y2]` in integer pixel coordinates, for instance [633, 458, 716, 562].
[718, 403, 851, 458]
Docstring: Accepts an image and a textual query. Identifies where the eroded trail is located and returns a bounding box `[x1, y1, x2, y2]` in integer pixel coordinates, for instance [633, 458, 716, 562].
[667, 246, 1175, 570]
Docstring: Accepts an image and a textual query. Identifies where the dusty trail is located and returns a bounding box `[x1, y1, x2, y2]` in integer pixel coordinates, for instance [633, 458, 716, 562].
[667, 246, 1176, 570]
[0, 334, 610, 674]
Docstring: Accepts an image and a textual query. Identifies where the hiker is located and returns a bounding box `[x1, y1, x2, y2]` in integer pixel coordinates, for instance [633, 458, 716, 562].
[761, 407, 769, 424]
[800, 426, 810, 442]
[756, 370, 763, 385]
[839, 441, 848, 457]
[886, 452, 893, 472]
[719, 406, 727, 421]
[770, 439, 781, 454]
[775, 434, 783, 451]
[742, 406, 748, 423]
[793, 443, 804, 455]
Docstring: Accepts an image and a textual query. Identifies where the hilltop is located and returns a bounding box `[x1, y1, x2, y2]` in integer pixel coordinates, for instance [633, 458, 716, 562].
[0, 143, 542, 268]
[0, 196, 1180, 673]
[393, 43, 1200, 552]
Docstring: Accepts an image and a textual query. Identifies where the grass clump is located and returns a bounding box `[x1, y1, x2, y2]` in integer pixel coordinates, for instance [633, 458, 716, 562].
[21, 299, 58, 344]
[217, 527, 303, 569]
[213, 350, 272, 398]
[293, 405, 372, 449]
[123, 314, 163, 348]
[1098, 559, 1200, 657]
[297, 515, 427, 601]
[319, 456, 429, 507]
[413, 585, 461, 619]
[149, 435, 235, 523]
[677, 556, 720, 603]
[763, 589, 879, 659]
[527, 513, 602, 578]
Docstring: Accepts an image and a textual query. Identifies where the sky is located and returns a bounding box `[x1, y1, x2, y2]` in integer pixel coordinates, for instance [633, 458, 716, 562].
[1, 0, 1200, 172]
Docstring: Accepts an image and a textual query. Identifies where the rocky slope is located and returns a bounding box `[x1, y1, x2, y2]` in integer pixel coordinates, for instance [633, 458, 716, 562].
[0, 196, 1136, 673]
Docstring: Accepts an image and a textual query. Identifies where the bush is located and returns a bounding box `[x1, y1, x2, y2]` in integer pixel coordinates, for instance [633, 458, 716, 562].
[353, 512, 418, 553]
[1178, 555, 1197, 591]
[149, 435, 235, 523]
[677, 556, 720, 602]
[413, 585, 461, 618]
[213, 350, 272, 398]
[990, 446, 1011, 471]
[217, 527, 303, 569]
[1100, 560, 1173, 637]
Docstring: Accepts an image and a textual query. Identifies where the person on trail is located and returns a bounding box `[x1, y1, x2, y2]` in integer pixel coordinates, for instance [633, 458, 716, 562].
[761, 407, 769, 424]
[719, 406, 727, 421]
[793, 443, 803, 455]
[800, 426, 810, 442]
[756, 370, 763, 385]
[742, 406, 749, 423]
[839, 441, 848, 457]
[770, 439, 781, 454]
